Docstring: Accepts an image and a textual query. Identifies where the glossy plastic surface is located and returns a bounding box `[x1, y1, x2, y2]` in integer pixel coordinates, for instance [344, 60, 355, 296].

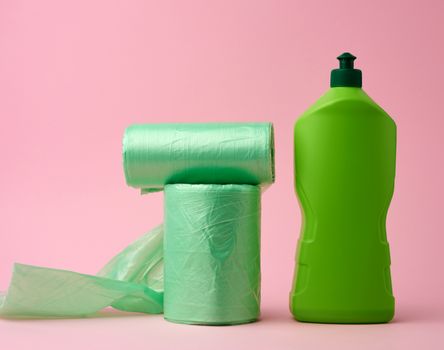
[290, 87, 396, 323]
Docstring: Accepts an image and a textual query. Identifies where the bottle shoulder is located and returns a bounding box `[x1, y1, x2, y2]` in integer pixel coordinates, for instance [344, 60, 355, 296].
[295, 88, 396, 130]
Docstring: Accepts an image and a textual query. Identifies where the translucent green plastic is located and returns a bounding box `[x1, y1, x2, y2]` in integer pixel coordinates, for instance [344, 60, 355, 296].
[0, 226, 164, 318]
[164, 184, 261, 325]
[0, 123, 273, 321]
[123, 123, 274, 193]
[290, 87, 396, 323]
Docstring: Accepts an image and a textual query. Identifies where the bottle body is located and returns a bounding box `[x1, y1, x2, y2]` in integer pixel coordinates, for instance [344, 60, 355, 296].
[290, 87, 396, 323]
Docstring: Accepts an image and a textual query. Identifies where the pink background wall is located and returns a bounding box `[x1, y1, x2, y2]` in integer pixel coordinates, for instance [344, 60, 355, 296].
[1, 1, 443, 349]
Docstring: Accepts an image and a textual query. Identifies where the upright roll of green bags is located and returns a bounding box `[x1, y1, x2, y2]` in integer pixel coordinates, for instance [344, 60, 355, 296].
[123, 123, 274, 193]
[164, 184, 261, 325]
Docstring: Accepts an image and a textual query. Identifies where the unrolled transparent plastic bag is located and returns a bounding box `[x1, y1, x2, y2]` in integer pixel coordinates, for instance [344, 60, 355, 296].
[0, 225, 164, 318]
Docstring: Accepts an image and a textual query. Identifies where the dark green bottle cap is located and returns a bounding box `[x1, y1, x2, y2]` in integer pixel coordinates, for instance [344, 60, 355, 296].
[330, 52, 362, 87]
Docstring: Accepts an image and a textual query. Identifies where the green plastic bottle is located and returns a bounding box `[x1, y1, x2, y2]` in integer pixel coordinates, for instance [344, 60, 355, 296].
[290, 53, 396, 323]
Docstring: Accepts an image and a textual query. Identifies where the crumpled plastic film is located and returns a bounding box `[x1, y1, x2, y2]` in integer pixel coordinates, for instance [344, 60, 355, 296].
[164, 184, 261, 325]
[123, 123, 275, 193]
[98, 225, 164, 293]
[0, 123, 274, 322]
[0, 225, 164, 318]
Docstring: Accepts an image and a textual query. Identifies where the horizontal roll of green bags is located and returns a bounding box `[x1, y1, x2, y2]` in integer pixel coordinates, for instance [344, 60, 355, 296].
[164, 184, 261, 325]
[123, 123, 275, 193]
